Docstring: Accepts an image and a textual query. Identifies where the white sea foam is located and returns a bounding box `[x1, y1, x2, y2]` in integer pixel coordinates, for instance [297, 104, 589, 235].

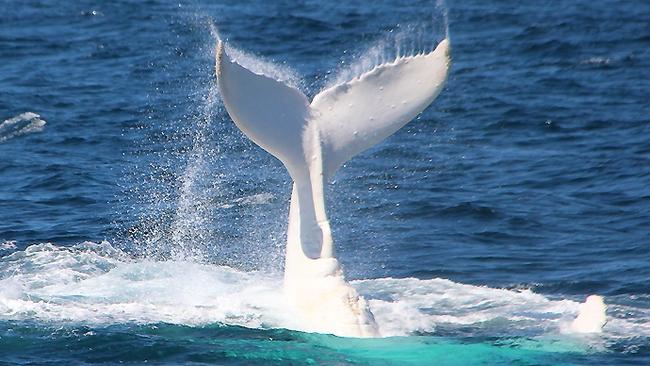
[326, 10, 449, 91]
[0, 112, 46, 143]
[0, 242, 647, 341]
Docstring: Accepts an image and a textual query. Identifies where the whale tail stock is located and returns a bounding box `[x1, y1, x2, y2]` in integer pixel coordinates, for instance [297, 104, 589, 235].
[216, 39, 451, 337]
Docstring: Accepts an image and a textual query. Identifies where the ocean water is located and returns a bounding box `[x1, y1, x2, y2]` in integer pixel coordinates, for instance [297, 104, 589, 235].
[1, 0, 649, 364]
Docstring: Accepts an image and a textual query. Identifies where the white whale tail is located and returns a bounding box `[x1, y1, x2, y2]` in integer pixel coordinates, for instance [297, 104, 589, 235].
[216, 39, 451, 337]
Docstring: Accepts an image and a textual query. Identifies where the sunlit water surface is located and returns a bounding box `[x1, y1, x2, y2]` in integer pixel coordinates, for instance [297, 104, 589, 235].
[1, 0, 649, 365]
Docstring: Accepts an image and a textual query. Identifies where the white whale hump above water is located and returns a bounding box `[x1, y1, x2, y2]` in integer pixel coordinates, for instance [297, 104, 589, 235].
[571, 295, 607, 334]
[216, 39, 451, 337]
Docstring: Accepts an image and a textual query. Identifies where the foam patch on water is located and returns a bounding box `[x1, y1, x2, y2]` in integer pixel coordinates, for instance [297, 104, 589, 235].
[0, 242, 647, 343]
[0, 112, 46, 143]
[0, 241, 17, 251]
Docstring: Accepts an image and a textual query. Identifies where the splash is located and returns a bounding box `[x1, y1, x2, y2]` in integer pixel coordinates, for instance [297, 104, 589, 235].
[0, 242, 645, 342]
[119, 18, 285, 270]
[225, 45, 304, 91]
[119, 17, 224, 261]
[326, 1, 449, 90]
[168, 77, 221, 260]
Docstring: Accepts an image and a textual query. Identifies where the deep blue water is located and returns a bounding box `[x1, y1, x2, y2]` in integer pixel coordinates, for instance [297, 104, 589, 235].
[1, 0, 649, 365]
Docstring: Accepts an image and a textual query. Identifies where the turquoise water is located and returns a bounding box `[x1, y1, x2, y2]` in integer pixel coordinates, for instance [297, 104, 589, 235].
[1, 0, 649, 364]
[0, 323, 591, 365]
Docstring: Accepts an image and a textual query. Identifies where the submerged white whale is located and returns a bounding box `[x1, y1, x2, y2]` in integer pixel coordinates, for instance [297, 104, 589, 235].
[216, 39, 451, 337]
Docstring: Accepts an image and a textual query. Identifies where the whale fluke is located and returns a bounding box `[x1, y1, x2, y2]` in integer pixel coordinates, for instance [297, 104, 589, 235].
[216, 39, 451, 337]
[311, 40, 451, 179]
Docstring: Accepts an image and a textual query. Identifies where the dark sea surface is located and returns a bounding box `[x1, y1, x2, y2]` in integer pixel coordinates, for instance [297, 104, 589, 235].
[1, 0, 649, 364]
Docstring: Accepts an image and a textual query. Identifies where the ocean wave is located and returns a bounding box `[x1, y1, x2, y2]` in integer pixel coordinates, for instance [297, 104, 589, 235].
[0, 241, 647, 343]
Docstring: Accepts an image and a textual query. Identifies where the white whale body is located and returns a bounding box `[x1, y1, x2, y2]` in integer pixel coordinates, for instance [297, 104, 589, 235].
[216, 38, 451, 337]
